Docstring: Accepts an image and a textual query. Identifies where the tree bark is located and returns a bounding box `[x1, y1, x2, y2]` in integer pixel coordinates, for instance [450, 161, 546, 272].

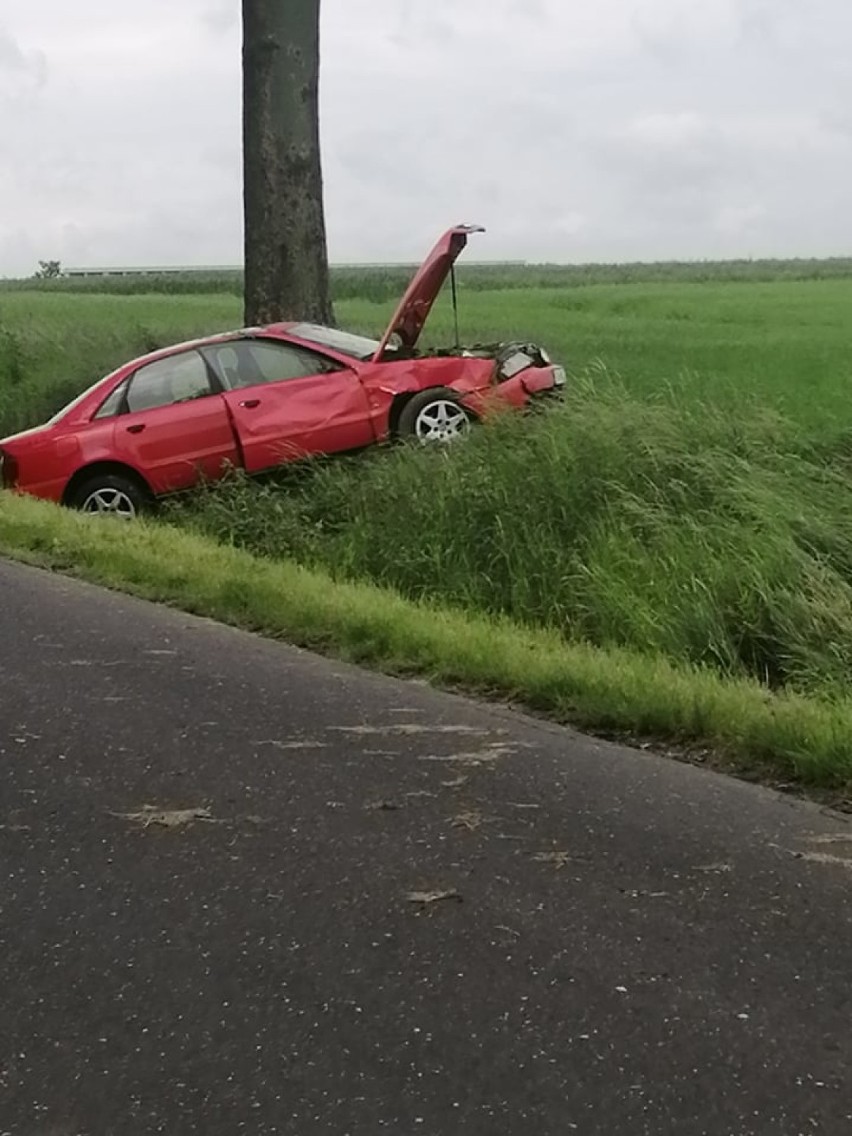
[242, 0, 333, 327]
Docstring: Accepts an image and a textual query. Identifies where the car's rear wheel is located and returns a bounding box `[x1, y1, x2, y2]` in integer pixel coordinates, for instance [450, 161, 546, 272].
[68, 473, 147, 520]
[397, 389, 472, 444]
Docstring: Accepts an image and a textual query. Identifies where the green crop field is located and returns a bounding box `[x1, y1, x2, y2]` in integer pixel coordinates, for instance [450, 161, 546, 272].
[3, 271, 852, 435]
[3, 267, 852, 785]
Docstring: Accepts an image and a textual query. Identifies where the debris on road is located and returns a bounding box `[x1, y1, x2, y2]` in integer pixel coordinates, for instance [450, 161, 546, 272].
[533, 850, 574, 869]
[450, 810, 486, 832]
[332, 724, 493, 737]
[405, 888, 463, 907]
[442, 775, 469, 788]
[110, 805, 219, 830]
[420, 744, 515, 768]
[799, 851, 852, 871]
[252, 739, 326, 750]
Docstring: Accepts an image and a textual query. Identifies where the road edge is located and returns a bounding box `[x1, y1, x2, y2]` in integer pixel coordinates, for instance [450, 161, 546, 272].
[1, 491, 850, 798]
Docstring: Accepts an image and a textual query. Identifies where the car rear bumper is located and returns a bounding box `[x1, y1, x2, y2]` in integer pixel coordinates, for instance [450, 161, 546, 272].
[2, 478, 67, 505]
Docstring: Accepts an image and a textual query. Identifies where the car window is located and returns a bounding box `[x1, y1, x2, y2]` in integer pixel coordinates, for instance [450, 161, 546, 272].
[126, 351, 213, 414]
[289, 323, 381, 361]
[208, 340, 336, 391]
[93, 381, 128, 420]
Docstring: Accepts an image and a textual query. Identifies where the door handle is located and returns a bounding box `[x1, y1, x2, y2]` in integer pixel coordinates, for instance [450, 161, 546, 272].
[239, 398, 261, 409]
[126, 424, 145, 435]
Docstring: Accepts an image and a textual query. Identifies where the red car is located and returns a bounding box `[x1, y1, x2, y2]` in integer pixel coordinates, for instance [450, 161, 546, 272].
[0, 225, 565, 518]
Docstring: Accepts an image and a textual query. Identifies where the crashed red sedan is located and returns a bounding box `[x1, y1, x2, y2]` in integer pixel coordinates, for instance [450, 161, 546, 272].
[0, 225, 565, 518]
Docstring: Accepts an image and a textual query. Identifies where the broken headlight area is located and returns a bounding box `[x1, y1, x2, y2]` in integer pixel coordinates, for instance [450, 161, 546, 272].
[419, 341, 555, 381]
[489, 343, 563, 388]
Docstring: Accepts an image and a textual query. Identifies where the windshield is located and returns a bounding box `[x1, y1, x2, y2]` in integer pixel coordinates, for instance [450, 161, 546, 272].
[289, 323, 382, 361]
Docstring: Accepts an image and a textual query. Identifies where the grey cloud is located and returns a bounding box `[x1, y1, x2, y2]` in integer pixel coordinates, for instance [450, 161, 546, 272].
[507, 0, 549, 21]
[0, 27, 26, 69]
[0, 24, 46, 92]
[201, 2, 239, 35]
[1, 0, 852, 275]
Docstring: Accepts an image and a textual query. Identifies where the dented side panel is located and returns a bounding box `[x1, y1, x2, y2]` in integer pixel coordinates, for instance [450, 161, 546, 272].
[221, 371, 376, 472]
[109, 397, 241, 495]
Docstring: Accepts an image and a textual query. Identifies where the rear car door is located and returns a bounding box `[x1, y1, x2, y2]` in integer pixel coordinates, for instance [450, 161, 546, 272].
[111, 349, 240, 494]
[203, 338, 374, 473]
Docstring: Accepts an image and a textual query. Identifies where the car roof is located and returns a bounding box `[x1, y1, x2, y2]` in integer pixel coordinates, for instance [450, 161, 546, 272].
[121, 323, 299, 371]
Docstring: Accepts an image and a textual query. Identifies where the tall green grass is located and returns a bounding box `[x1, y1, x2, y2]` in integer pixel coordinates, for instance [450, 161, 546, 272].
[173, 368, 852, 701]
[0, 293, 239, 436]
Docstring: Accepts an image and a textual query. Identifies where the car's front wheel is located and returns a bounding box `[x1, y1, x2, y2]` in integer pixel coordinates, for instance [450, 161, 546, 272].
[397, 389, 472, 444]
[68, 473, 148, 520]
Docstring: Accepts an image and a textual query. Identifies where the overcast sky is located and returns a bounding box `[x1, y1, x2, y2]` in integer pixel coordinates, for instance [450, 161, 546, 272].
[1, 0, 851, 275]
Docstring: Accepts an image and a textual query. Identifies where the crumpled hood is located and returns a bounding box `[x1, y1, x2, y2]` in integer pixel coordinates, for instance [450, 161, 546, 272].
[372, 224, 485, 362]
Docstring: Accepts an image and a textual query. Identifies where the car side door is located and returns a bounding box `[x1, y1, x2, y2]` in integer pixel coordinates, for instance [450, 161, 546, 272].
[203, 338, 375, 473]
[110, 349, 240, 494]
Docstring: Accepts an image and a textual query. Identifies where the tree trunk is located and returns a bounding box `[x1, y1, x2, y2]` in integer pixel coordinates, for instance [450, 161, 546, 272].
[242, 0, 333, 327]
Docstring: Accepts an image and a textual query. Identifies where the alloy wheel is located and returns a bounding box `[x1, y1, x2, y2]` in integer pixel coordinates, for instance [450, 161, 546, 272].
[80, 487, 137, 519]
[413, 400, 470, 443]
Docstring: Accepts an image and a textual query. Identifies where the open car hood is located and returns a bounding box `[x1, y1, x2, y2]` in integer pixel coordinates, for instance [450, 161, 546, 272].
[372, 224, 485, 362]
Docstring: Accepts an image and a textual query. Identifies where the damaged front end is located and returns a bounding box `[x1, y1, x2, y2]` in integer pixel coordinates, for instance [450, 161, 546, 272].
[370, 225, 565, 406]
[420, 340, 566, 398]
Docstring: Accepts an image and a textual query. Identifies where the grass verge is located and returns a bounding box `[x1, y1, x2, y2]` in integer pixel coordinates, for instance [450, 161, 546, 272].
[173, 374, 852, 701]
[1, 491, 851, 799]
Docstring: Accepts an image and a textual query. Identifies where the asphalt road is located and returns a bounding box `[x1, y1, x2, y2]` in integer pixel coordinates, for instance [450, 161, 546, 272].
[0, 558, 850, 1135]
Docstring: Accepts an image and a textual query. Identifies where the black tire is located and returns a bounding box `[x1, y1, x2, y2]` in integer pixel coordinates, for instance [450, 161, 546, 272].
[396, 388, 473, 444]
[67, 472, 149, 519]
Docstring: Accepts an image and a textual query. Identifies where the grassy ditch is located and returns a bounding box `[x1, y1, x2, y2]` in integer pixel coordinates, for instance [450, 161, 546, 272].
[1, 490, 851, 795]
[173, 370, 852, 704]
